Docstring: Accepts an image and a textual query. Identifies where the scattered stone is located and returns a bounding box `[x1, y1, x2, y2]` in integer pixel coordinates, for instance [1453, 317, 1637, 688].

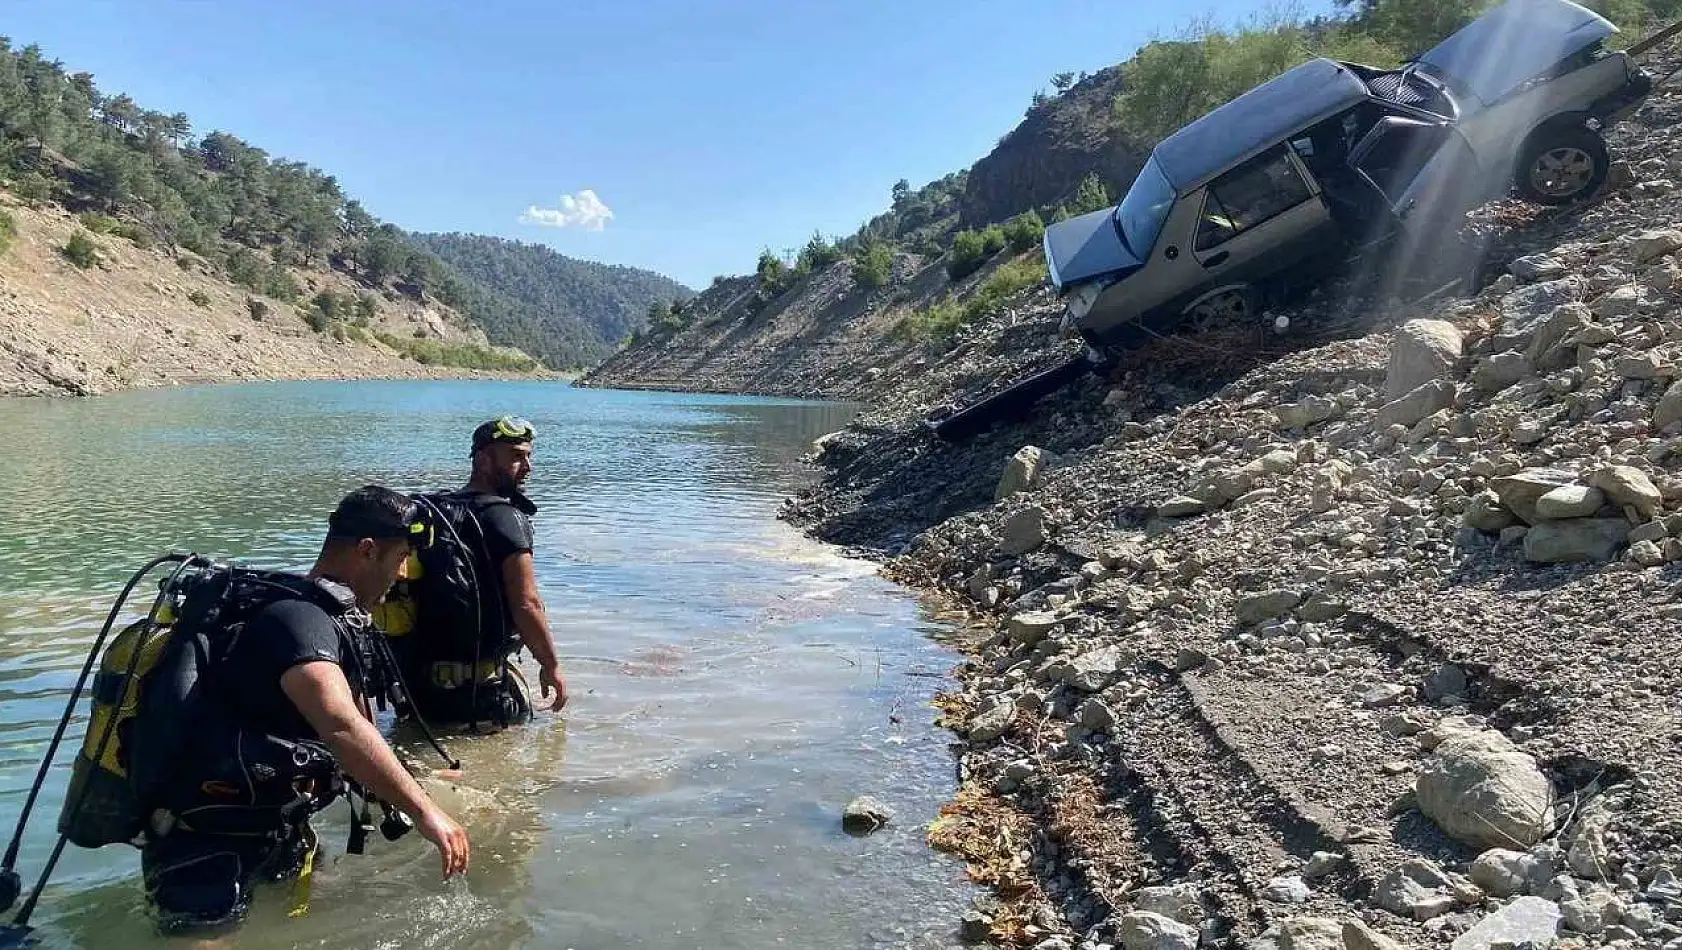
[1523, 518, 1632, 563]
[1387, 319, 1464, 399]
[1000, 507, 1048, 556]
[967, 704, 1014, 743]
[1341, 920, 1406, 950]
[1376, 379, 1456, 429]
[1511, 254, 1568, 282]
[1116, 911, 1199, 950]
[1471, 848, 1535, 899]
[1235, 589, 1301, 625]
[1492, 469, 1579, 525]
[1422, 664, 1468, 702]
[959, 909, 992, 944]
[1079, 699, 1116, 733]
[1632, 229, 1682, 263]
[1133, 884, 1204, 924]
[1448, 897, 1562, 950]
[997, 445, 1053, 501]
[1362, 683, 1410, 708]
[1262, 875, 1311, 904]
[1375, 859, 1470, 920]
[1157, 496, 1207, 518]
[841, 795, 893, 834]
[1303, 851, 1346, 880]
[1008, 610, 1061, 646]
[1590, 465, 1663, 520]
[1534, 484, 1605, 520]
[1417, 729, 1555, 850]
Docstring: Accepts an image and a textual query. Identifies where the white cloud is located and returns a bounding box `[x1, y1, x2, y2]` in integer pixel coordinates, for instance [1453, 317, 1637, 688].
[519, 189, 614, 231]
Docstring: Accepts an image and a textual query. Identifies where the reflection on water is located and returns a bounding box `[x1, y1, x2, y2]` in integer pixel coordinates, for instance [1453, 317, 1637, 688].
[0, 380, 972, 950]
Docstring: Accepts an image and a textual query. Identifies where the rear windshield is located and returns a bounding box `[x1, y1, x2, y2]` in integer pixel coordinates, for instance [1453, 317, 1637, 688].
[1115, 157, 1175, 256]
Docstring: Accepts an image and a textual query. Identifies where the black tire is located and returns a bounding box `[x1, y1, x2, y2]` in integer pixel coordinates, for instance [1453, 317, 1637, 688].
[1183, 284, 1259, 335]
[1514, 123, 1609, 206]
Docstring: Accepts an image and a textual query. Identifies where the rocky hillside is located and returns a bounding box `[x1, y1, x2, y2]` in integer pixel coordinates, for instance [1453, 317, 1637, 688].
[0, 199, 538, 397]
[958, 65, 1143, 230]
[778, 77, 1682, 950]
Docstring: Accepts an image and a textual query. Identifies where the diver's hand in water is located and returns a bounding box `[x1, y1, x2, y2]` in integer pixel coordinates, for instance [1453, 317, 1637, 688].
[416, 806, 470, 879]
[539, 662, 568, 711]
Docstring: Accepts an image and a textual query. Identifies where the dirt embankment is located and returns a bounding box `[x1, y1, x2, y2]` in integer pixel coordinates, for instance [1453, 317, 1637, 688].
[0, 200, 547, 398]
[776, 81, 1682, 950]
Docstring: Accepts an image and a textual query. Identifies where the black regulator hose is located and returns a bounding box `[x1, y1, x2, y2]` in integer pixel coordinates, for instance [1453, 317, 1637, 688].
[365, 625, 460, 772]
[2, 552, 204, 929]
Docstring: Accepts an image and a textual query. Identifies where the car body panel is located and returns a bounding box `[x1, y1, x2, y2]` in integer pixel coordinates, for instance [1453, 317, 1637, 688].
[1416, 0, 1616, 111]
[1457, 52, 1635, 170]
[1042, 207, 1143, 292]
[1154, 58, 1370, 195]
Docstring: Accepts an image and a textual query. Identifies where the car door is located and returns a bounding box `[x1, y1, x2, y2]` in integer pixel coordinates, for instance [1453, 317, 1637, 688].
[1348, 114, 1483, 247]
[1190, 145, 1334, 289]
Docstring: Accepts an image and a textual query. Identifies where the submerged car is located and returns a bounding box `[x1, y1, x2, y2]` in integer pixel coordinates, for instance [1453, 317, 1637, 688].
[1043, 0, 1656, 356]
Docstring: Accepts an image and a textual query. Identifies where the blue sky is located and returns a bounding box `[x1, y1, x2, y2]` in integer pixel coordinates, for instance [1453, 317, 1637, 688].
[4, 0, 1333, 289]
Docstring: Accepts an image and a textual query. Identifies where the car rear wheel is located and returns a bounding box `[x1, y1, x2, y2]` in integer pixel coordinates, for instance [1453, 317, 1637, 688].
[1515, 124, 1609, 205]
[1184, 286, 1257, 335]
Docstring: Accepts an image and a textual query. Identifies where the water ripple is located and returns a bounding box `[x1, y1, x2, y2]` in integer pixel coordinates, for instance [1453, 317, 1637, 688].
[0, 380, 971, 950]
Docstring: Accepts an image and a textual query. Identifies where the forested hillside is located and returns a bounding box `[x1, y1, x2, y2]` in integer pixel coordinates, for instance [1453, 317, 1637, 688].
[410, 232, 692, 369]
[0, 37, 683, 372]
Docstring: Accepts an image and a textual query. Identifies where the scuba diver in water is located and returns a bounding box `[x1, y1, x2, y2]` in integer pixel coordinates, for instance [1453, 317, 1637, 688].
[139, 485, 471, 937]
[377, 417, 568, 733]
[0, 485, 472, 945]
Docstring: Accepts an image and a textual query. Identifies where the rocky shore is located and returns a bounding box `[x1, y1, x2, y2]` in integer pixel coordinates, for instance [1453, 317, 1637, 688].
[781, 78, 1682, 949]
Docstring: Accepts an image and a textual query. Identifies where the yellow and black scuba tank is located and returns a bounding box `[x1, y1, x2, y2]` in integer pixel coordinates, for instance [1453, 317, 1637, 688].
[54, 603, 181, 849]
[370, 550, 425, 638]
[53, 561, 359, 849]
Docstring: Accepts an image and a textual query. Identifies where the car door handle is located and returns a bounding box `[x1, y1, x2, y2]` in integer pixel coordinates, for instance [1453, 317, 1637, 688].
[1204, 250, 1230, 267]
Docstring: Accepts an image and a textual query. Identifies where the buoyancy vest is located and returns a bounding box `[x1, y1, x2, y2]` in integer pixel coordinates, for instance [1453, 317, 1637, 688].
[57, 564, 361, 848]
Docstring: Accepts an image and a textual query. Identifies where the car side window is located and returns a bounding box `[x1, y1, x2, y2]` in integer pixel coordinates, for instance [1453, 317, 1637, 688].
[1196, 147, 1314, 252]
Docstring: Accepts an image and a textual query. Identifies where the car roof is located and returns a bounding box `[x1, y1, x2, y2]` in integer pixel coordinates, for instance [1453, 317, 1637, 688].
[1152, 57, 1371, 195]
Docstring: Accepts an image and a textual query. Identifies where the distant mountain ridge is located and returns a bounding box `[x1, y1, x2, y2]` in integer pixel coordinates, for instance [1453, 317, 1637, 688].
[410, 232, 693, 370]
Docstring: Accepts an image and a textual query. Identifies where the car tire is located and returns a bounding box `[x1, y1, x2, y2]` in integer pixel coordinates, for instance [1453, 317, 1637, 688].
[1184, 285, 1258, 335]
[1514, 123, 1609, 206]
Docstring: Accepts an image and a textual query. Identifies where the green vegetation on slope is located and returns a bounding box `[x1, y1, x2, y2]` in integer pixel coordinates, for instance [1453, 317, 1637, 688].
[408, 232, 692, 369]
[0, 36, 688, 372]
